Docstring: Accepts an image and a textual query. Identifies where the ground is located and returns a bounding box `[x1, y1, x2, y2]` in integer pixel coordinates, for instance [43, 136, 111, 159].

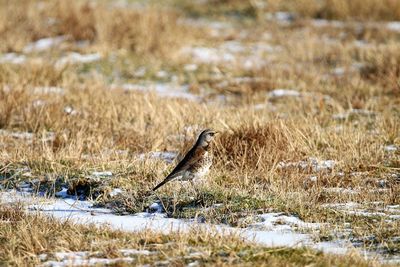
[0, 0, 399, 266]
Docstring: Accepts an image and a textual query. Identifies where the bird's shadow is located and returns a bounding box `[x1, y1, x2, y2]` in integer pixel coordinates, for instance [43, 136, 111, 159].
[151, 191, 217, 218]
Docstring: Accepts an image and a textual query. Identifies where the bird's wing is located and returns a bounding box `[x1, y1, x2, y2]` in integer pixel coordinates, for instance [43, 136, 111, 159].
[152, 146, 206, 191]
[166, 145, 197, 175]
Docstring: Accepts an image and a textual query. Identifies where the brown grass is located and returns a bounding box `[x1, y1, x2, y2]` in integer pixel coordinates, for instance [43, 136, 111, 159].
[0, 205, 377, 266]
[0, 0, 187, 57]
[0, 0, 399, 265]
[179, 0, 400, 21]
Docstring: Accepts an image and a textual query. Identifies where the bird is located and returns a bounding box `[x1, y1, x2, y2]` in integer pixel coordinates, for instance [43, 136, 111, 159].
[152, 129, 218, 191]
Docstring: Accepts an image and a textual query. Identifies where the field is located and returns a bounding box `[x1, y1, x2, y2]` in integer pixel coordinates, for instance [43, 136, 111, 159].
[0, 0, 399, 266]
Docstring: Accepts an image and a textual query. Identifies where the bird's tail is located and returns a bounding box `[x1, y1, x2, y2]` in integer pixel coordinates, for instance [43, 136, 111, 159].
[152, 179, 169, 191]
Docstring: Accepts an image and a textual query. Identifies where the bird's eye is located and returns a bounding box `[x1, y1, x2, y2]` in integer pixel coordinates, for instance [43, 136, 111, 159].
[209, 133, 215, 136]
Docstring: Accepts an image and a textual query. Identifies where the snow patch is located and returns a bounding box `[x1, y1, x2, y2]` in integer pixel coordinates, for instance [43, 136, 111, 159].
[91, 171, 113, 177]
[23, 36, 66, 53]
[181, 41, 279, 70]
[384, 145, 397, 152]
[1, 191, 398, 263]
[109, 188, 123, 197]
[183, 64, 198, 72]
[277, 158, 336, 172]
[56, 52, 101, 67]
[55, 188, 69, 198]
[323, 187, 359, 195]
[41, 250, 134, 267]
[182, 46, 235, 64]
[0, 53, 27, 64]
[311, 19, 345, 28]
[268, 89, 301, 99]
[64, 106, 78, 115]
[323, 202, 400, 220]
[333, 109, 376, 120]
[265, 12, 295, 25]
[387, 21, 400, 32]
[249, 213, 322, 232]
[138, 151, 178, 164]
[118, 83, 200, 101]
[33, 86, 65, 95]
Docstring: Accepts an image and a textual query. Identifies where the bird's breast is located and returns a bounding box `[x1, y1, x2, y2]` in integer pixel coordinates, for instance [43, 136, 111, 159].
[195, 151, 212, 177]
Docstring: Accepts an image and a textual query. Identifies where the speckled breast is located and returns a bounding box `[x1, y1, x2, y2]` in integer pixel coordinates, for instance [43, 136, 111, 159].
[194, 151, 213, 178]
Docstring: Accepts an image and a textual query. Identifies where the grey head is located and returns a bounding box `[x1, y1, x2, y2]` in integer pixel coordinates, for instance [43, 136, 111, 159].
[196, 129, 218, 148]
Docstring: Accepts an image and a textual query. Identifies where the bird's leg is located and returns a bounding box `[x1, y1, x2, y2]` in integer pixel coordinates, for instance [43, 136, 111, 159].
[171, 187, 181, 215]
[190, 179, 200, 200]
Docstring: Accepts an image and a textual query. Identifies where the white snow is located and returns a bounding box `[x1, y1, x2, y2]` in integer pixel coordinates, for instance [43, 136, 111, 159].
[33, 86, 65, 95]
[0, 191, 334, 250]
[332, 109, 376, 120]
[331, 67, 346, 76]
[249, 213, 322, 231]
[118, 83, 200, 101]
[181, 41, 278, 69]
[138, 151, 178, 164]
[25, 194, 339, 251]
[41, 248, 155, 267]
[274, 12, 294, 22]
[149, 202, 163, 213]
[182, 46, 235, 64]
[268, 89, 301, 99]
[386, 21, 400, 32]
[330, 63, 366, 76]
[215, 77, 267, 89]
[55, 188, 69, 198]
[0, 130, 34, 140]
[1, 191, 398, 262]
[156, 70, 169, 78]
[277, 158, 336, 172]
[0, 53, 27, 64]
[56, 52, 102, 67]
[0, 130, 55, 143]
[119, 249, 155, 256]
[109, 188, 123, 197]
[183, 64, 198, 72]
[23, 36, 66, 53]
[265, 12, 295, 25]
[64, 106, 78, 115]
[322, 202, 400, 220]
[384, 145, 397, 152]
[323, 187, 360, 195]
[311, 19, 345, 28]
[309, 176, 318, 182]
[41, 250, 134, 267]
[133, 67, 146, 77]
[91, 171, 113, 177]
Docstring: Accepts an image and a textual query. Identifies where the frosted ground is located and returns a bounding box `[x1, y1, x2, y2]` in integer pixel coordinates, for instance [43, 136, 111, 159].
[1, 189, 398, 266]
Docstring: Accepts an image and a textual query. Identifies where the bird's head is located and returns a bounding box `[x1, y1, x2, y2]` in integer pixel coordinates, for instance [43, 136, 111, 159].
[197, 129, 218, 148]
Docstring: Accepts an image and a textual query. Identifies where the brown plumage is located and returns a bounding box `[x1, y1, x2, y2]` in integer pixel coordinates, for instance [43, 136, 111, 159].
[152, 129, 218, 191]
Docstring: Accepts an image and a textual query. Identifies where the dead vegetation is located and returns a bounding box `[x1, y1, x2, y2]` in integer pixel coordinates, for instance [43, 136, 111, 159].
[0, 0, 399, 265]
[0, 0, 187, 57]
[0, 204, 376, 266]
[177, 0, 400, 21]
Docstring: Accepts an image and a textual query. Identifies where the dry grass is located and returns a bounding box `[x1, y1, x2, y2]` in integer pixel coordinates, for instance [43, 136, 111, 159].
[177, 0, 400, 21]
[0, 205, 377, 266]
[0, 0, 399, 265]
[0, 0, 187, 57]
